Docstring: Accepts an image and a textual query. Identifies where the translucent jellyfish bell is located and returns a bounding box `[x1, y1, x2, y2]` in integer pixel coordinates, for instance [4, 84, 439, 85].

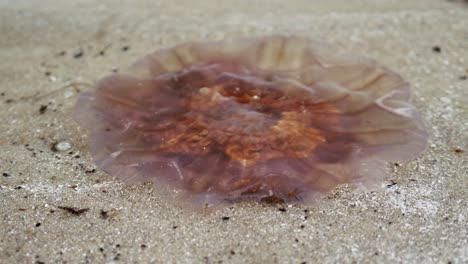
[74, 35, 428, 205]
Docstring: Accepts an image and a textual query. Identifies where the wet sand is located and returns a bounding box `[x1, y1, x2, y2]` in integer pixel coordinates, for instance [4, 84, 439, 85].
[0, 0, 467, 263]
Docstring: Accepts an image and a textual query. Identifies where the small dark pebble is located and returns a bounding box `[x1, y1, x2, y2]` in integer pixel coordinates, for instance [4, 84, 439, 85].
[452, 148, 465, 153]
[172, 225, 178, 229]
[386, 180, 397, 188]
[85, 169, 96, 174]
[44, 71, 51, 76]
[141, 244, 147, 249]
[14, 186, 23, 190]
[39, 105, 48, 114]
[2, 172, 10, 177]
[116, 244, 121, 248]
[5, 99, 14, 103]
[222, 216, 230, 221]
[460, 76, 467, 80]
[230, 250, 235, 255]
[432, 46, 441, 53]
[74, 155, 81, 159]
[300, 225, 305, 229]
[99, 247, 104, 252]
[278, 207, 287, 212]
[58, 206, 89, 216]
[100, 210, 109, 219]
[121, 46, 130, 52]
[35, 223, 41, 227]
[73, 50, 84, 58]
[0, 92, 5, 96]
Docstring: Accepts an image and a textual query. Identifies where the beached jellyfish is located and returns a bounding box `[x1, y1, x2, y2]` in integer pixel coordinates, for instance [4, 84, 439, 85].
[73, 35, 428, 205]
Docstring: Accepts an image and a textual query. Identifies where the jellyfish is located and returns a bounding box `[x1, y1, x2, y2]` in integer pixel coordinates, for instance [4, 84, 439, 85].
[73, 35, 428, 205]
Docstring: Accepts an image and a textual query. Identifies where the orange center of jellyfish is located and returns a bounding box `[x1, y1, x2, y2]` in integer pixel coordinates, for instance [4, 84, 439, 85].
[156, 63, 330, 168]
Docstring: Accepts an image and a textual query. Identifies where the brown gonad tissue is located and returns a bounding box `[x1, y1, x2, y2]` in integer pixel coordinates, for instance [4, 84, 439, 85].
[74, 35, 428, 205]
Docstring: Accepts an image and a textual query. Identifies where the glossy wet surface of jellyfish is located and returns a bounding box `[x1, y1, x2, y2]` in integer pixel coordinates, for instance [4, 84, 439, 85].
[74, 36, 428, 204]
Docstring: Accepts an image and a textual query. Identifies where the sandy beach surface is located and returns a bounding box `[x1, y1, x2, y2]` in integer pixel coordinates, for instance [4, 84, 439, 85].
[0, 0, 467, 263]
